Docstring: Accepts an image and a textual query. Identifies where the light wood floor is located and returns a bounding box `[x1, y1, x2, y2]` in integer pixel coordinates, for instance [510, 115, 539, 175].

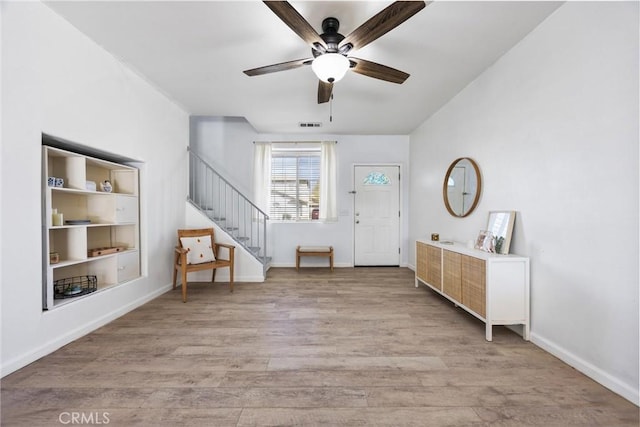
[2, 268, 638, 426]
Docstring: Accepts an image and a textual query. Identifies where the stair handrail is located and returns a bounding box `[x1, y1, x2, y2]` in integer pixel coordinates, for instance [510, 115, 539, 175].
[188, 147, 270, 273]
[188, 147, 269, 220]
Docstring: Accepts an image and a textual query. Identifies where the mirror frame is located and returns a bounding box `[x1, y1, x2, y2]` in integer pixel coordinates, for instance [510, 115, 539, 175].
[443, 157, 482, 218]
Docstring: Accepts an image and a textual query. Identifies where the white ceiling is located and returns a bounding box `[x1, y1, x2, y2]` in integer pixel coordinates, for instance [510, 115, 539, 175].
[45, 1, 562, 135]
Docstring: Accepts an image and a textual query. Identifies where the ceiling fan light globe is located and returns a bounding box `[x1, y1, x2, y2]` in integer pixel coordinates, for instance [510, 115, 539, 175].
[312, 53, 349, 83]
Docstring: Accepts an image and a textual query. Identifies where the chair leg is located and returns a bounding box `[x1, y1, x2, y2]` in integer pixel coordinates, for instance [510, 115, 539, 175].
[229, 265, 234, 293]
[172, 266, 177, 289]
[212, 269, 217, 283]
[181, 266, 188, 303]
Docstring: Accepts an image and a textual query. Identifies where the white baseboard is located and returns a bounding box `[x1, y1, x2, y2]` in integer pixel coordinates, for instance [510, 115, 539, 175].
[1, 283, 172, 378]
[269, 263, 414, 269]
[531, 332, 639, 406]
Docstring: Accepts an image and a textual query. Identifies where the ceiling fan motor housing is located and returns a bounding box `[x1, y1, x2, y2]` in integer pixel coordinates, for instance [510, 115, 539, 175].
[312, 17, 345, 57]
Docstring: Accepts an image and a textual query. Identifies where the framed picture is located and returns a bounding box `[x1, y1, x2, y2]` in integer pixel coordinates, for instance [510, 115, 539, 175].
[475, 230, 495, 253]
[486, 211, 516, 254]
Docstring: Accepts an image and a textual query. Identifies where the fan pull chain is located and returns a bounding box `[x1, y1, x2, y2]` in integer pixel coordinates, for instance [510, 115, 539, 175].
[330, 94, 334, 122]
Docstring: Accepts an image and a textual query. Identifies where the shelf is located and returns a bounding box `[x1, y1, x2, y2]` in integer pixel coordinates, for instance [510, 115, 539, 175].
[51, 278, 123, 308]
[53, 291, 95, 308]
[50, 186, 132, 197]
[49, 248, 138, 269]
[49, 258, 87, 269]
[49, 223, 135, 229]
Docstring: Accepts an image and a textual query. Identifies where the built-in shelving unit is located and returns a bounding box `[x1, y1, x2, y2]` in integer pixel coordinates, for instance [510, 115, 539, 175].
[42, 144, 140, 309]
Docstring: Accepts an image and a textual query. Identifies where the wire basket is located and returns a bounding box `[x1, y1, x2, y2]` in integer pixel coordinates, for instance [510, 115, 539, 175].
[53, 275, 98, 299]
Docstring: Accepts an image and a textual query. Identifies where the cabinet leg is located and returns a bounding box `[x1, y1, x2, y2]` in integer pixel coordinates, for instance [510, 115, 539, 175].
[415, 278, 418, 288]
[523, 323, 530, 341]
[485, 324, 493, 341]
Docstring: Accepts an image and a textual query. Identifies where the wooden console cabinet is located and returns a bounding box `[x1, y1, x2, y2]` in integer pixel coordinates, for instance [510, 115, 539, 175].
[415, 240, 530, 341]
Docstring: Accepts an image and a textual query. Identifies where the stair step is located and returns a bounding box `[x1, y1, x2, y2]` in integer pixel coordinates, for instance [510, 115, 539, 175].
[236, 236, 250, 242]
[225, 227, 239, 231]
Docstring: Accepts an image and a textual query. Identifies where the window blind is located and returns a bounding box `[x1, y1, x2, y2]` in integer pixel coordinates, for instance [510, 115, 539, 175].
[270, 151, 320, 221]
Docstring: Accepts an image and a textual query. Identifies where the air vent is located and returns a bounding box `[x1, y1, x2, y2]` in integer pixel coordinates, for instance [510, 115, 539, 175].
[299, 122, 322, 128]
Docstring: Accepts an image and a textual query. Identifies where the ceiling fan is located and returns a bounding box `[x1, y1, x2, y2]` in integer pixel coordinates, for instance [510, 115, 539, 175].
[243, 1, 428, 104]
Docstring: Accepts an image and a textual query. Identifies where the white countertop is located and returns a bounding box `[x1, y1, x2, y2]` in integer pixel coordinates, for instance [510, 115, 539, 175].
[416, 239, 528, 261]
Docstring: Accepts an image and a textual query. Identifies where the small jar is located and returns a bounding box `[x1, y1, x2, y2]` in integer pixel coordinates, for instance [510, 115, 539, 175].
[49, 252, 59, 264]
[431, 233, 440, 241]
[100, 180, 112, 193]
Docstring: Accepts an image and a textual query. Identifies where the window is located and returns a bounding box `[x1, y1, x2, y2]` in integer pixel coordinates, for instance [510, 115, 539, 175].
[270, 149, 320, 221]
[253, 141, 336, 222]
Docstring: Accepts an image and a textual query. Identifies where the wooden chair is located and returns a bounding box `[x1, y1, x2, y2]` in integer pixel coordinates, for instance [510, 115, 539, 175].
[173, 228, 235, 302]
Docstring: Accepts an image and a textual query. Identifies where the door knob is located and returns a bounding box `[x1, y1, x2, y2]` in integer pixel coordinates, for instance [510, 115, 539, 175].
[355, 220, 360, 224]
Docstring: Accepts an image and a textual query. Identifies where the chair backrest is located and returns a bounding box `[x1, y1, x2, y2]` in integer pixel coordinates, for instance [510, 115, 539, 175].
[177, 228, 215, 247]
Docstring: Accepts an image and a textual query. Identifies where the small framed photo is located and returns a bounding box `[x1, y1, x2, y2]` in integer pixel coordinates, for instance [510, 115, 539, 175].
[475, 230, 495, 253]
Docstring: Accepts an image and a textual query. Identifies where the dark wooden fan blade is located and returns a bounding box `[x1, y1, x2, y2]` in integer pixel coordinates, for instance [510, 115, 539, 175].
[340, 1, 428, 51]
[244, 58, 313, 76]
[350, 57, 409, 84]
[318, 81, 333, 104]
[264, 1, 326, 49]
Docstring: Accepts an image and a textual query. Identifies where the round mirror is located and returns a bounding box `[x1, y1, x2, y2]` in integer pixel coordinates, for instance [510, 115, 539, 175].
[443, 157, 482, 217]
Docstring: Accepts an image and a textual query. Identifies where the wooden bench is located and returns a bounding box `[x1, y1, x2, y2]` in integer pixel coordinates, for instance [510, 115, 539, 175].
[296, 246, 334, 271]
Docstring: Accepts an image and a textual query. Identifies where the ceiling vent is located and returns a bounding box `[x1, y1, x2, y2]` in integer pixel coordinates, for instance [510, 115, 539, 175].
[299, 122, 322, 128]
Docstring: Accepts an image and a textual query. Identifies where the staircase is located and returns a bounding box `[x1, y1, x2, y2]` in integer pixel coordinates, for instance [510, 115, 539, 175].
[188, 149, 270, 274]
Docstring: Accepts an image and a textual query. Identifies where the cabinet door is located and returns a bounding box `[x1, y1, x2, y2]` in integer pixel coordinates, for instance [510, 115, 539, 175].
[117, 251, 139, 283]
[416, 242, 429, 282]
[443, 250, 462, 301]
[462, 255, 486, 317]
[115, 196, 138, 224]
[426, 245, 442, 290]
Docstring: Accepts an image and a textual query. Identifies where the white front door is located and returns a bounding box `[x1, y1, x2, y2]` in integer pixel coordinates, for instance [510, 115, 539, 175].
[353, 165, 400, 266]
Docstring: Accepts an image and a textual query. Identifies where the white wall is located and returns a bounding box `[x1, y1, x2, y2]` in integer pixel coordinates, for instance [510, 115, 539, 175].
[190, 116, 256, 198]
[409, 2, 639, 404]
[1, 2, 188, 375]
[190, 117, 410, 267]
[266, 134, 410, 267]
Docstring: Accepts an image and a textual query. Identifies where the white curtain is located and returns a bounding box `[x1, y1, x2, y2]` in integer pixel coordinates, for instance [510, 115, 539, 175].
[253, 142, 271, 214]
[319, 141, 337, 221]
